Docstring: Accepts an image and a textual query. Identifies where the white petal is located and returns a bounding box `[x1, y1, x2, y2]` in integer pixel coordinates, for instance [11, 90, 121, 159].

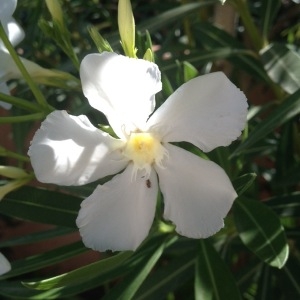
[0, 52, 55, 81]
[80, 52, 162, 138]
[0, 82, 12, 109]
[156, 143, 237, 238]
[7, 19, 25, 47]
[28, 110, 128, 186]
[0, 0, 23, 50]
[0, 252, 11, 275]
[76, 164, 158, 251]
[0, 0, 17, 20]
[0, 51, 19, 79]
[147, 72, 248, 152]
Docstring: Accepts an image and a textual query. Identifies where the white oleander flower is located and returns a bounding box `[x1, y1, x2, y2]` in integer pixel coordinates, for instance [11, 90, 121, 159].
[0, 0, 24, 51]
[28, 52, 248, 252]
[0, 0, 24, 108]
[0, 252, 11, 275]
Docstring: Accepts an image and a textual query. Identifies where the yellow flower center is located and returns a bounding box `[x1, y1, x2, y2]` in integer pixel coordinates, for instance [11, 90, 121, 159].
[123, 132, 167, 178]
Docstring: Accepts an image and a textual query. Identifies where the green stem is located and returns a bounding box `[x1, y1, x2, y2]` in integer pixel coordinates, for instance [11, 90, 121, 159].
[0, 93, 42, 112]
[0, 147, 30, 162]
[230, 0, 264, 51]
[0, 112, 45, 123]
[0, 23, 50, 112]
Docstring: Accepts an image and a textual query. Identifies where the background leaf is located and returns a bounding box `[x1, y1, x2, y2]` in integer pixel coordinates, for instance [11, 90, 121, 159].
[260, 0, 281, 40]
[0, 186, 81, 227]
[232, 88, 300, 156]
[195, 240, 241, 300]
[260, 43, 300, 94]
[234, 198, 289, 268]
[193, 22, 271, 83]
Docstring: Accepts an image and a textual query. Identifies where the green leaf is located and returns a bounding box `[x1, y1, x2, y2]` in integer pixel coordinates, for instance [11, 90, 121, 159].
[232, 173, 257, 196]
[233, 198, 289, 268]
[193, 23, 271, 84]
[108, 1, 219, 49]
[183, 61, 198, 82]
[138, 1, 218, 34]
[266, 192, 300, 217]
[281, 256, 300, 298]
[260, 0, 281, 40]
[255, 264, 272, 300]
[195, 240, 241, 300]
[260, 43, 300, 94]
[0, 281, 67, 300]
[0, 242, 86, 280]
[232, 88, 300, 156]
[0, 227, 74, 247]
[274, 121, 295, 185]
[161, 48, 252, 72]
[0, 276, 114, 300]
[22, 234, 170, 292]
[88, 26, 113, 53]
[23, 251, 133, 290]
[102, 235, 177, 300]
[0, 186, 82, 228]
[135, 254, 195, 300]
[161, 74, 174, 98]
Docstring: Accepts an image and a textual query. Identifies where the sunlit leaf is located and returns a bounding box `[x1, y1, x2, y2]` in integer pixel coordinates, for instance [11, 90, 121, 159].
[183, 61, 198, 82]
[234, 198, 289, 268]
[260, 43, 300, 94]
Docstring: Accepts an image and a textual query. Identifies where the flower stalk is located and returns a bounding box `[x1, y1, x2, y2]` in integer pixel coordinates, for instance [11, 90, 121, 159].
[0, 22, 50, 111]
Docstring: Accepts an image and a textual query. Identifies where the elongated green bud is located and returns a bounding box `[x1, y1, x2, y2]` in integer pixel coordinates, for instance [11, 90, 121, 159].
[118, 0, 136, 58]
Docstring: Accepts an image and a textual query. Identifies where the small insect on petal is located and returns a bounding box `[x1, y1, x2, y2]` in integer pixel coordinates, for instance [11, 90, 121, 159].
[146, 179, 151, 188]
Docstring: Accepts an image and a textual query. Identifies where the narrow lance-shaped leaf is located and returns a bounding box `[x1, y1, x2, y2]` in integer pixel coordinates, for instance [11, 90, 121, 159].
[195, 239, 241, 300]
[260, 0, 281, 41]
[0, 186, 82, 228]
[233, 197, 289, 268]
[193, 22, 271, 84]
[102, 235, 177, 300]
[266, 192, 300, 217]
[1, 242, 86, 280]
[0, 227, 74, 248]
[23, 251, 133, 290]
[232, 173, 257, 196]
[232, 88, 300, 156]
[135, 254, 195, 300]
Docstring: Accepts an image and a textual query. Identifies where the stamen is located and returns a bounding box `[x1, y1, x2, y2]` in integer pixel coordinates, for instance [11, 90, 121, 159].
[123, 132, 168, 179]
